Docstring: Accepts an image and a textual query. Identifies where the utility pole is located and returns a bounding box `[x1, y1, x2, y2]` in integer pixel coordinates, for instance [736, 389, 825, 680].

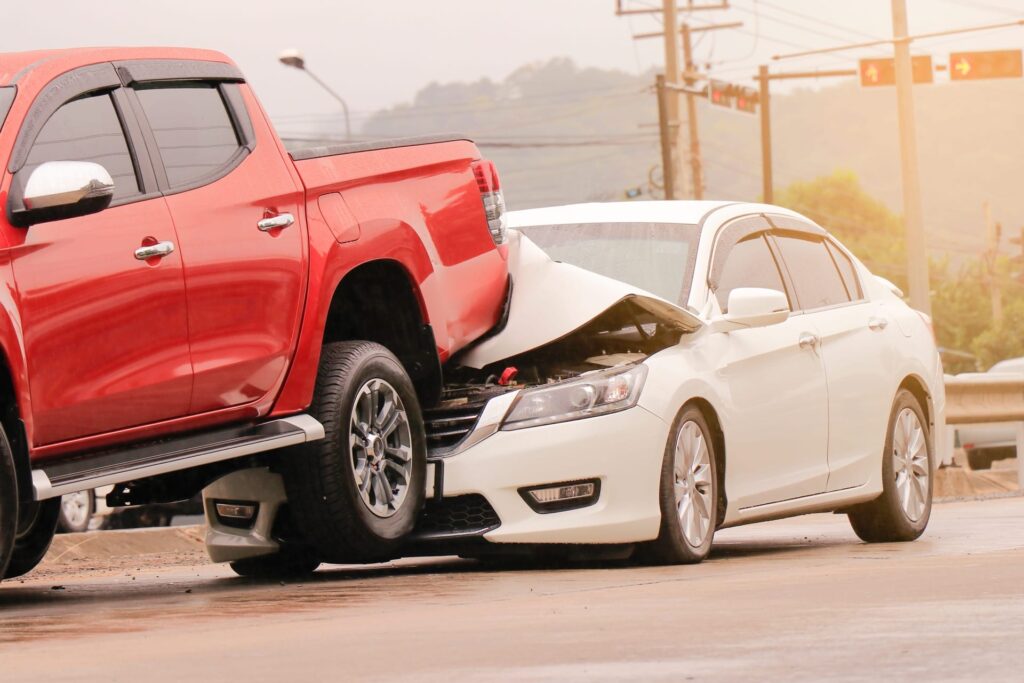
[680, 23, 704, 199]
[656, 75, 676, 199]
[758, 66, 772, 204]
[662, 0, 685, 198]
[891, 0, 931, 315]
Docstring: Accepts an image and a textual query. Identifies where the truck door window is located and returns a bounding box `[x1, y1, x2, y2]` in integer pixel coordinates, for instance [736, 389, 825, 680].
[23, 92, 141, 200]
[134, 84, 242, 189]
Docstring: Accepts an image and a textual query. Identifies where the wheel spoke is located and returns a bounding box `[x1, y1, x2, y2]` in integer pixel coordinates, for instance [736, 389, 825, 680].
[692, 463, 712, 486]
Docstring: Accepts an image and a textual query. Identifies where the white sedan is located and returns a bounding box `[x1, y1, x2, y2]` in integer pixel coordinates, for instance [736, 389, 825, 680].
[422, 200, 946, 564]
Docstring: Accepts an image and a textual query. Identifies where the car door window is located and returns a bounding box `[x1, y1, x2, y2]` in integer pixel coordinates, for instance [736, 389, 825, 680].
[715, 234, 788, 312]
[23, 92, 140, 200]
[825, 240, 862, 300]
[134, 84, 241, 189]
[773, 235, 851, 311]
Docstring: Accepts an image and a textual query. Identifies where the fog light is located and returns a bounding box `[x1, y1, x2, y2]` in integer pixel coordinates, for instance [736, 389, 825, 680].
[213, 500, 259, 529]
[520, 479, 600, 514]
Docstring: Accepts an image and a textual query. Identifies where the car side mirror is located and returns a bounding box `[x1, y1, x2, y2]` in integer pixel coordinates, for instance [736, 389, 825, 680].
[8, 161, 115, 227]
[709, 287, 790, 334]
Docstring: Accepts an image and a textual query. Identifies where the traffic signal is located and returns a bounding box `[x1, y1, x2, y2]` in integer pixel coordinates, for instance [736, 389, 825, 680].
[949, 50, 1023, 81]
[734, 86, 758, 114]
[859, 56, 933, 87]
[708, 80, 733, 108]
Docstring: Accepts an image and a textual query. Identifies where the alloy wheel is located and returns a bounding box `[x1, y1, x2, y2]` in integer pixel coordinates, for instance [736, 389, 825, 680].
[893, 407, 929, 522]
[349, 378, 414, 518]
[674, 420, 714, 547]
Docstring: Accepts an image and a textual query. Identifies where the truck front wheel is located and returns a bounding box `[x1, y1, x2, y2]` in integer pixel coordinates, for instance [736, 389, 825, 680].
[283, 341, 427, 563]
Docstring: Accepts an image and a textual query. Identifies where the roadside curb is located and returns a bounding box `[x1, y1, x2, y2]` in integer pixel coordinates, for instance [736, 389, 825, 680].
[41, 525, 206, 566]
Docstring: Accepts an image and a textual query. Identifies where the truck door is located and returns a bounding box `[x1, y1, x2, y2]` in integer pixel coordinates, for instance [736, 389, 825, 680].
[6, 81, 192, 445]
[128, 77, 305, 414]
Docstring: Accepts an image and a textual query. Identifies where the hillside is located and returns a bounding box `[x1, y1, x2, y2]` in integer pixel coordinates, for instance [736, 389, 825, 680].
[284, 58, 1024, 258]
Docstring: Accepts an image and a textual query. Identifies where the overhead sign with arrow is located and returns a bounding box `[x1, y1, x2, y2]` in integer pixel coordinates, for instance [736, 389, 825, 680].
[949, 50, 1023, 81]
[859, 56, 934, 87]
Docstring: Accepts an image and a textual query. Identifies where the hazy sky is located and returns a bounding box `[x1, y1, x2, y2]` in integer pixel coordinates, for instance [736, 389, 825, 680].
[4, 0, 1022, 131]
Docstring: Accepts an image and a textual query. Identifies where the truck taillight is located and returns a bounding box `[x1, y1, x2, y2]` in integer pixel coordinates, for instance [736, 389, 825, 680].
[472, 159, 506, 246]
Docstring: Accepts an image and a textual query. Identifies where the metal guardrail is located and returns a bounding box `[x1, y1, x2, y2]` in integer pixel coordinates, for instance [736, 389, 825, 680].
[944, 373, 1024, 482]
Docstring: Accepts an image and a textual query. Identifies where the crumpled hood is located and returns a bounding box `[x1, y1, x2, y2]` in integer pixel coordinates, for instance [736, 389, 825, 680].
[457, 230, 704, 369]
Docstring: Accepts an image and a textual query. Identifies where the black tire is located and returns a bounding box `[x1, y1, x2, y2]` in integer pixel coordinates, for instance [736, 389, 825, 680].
[229, 549, 321, 579]
[0, 423, 18, 582]
[848, 389, 933, 543]
[282, 341, 427, 564]
[57, 490, 95, 534]
[4, 497, 60, 579]
[642, 404, 719, 565]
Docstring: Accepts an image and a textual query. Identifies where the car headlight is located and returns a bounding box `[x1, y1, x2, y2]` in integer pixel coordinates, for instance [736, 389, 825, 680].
[501, 364, 648, 431]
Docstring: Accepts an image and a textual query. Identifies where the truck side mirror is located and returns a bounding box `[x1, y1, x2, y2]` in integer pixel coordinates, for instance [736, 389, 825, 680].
[8, 161, 115, 227]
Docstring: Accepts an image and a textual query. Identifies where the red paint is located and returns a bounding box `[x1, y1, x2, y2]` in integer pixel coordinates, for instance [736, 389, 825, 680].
[0, 48, 508, 462]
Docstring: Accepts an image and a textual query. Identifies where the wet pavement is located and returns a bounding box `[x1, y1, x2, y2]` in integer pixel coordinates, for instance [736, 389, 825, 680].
[3, 496, 1024, 681]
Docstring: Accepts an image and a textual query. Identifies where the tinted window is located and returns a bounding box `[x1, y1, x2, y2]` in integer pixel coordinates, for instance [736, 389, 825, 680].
[517, 222, 698, 304]
[826, 240, 862, 300]
[715, 234, 787, 312]
[24, 93, 140, 200]
[774, 235, 851, 311]
[135, 84, 240, 188]
[0, 87, 14, 133]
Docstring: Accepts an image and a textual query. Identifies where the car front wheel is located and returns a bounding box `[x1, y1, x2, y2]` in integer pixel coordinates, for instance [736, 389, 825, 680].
[642, 404, 719, 564]
[848, 389, 933, 543]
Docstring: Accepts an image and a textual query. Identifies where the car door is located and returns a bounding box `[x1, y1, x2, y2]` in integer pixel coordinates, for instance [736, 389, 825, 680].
[769, 218, 901, 492]
[709, 217, 830, 509]
[7, 81, 192, 445]
[128, 77, 305, 414]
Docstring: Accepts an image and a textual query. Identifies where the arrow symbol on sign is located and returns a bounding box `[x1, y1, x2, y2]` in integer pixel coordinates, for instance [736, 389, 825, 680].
[864, 64, 879, 83]
[955, 57, 972, 77]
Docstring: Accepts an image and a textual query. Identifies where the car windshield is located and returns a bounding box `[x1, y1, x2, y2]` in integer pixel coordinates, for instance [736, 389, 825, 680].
[515, 222, 699, 305]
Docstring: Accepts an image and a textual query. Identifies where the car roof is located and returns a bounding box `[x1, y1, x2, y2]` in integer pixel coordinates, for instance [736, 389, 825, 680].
[507, 201, 738, 228]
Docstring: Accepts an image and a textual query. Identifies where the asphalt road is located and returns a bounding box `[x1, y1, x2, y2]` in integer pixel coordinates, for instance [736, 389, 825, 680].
[3, 496, 1024, 682]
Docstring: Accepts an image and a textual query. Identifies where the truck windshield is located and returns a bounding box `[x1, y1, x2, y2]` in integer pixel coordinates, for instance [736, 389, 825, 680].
[515, 222, 699, 305]
[0, 87, 14, 134]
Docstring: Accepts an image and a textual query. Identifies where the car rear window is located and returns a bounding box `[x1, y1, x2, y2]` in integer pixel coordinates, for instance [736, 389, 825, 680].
[0, 87, 14, 134]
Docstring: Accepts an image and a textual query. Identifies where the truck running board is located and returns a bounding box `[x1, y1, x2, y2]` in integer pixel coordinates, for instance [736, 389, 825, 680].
[31, 415, 325, 501]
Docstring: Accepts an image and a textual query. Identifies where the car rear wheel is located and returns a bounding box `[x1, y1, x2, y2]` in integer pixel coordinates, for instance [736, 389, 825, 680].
[58, 490, 95, 534]
[848, 389, 933, 543]
[642, 404, 718, 565]
[282, 341, 427, 564]
[0, 424, 18, 582]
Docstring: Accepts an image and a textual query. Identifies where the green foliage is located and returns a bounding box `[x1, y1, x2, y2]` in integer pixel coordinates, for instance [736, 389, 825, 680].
[776, 170, 1024, 374]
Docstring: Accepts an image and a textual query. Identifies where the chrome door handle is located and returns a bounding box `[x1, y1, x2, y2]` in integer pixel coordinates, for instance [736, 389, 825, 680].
[257, 213, 295, 232]
[868, 317, 889, 331]
[134, 241, 175, 260]
[798, 333, 819, 350]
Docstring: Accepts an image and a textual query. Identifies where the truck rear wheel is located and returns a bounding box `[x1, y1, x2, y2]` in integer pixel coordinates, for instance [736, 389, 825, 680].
[282, 341, 426, 563]
[0, 424, 18, 582]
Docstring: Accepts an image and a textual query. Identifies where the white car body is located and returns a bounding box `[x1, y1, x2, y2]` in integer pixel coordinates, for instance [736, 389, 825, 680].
[956, 357, 1024, 464]
[431, 201, 945, 545]
[203, 200, 946, 561]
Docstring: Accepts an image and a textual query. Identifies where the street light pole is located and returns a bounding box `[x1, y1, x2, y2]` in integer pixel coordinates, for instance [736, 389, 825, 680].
[278, 49, 352, 141]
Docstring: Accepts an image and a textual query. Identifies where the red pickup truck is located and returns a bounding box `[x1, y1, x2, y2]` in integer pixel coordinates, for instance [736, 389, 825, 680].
[0, 47, 509, 580]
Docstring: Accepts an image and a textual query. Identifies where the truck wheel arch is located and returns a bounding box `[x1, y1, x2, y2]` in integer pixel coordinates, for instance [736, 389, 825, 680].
[321, 259, 442, 406]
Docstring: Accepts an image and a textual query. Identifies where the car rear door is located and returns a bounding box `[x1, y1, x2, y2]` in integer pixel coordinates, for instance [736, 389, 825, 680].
[709, 216, 830, 509]
[767, 216, 900, 492]
[124, 68, 306, 415]
[5, 67, 192, 445]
